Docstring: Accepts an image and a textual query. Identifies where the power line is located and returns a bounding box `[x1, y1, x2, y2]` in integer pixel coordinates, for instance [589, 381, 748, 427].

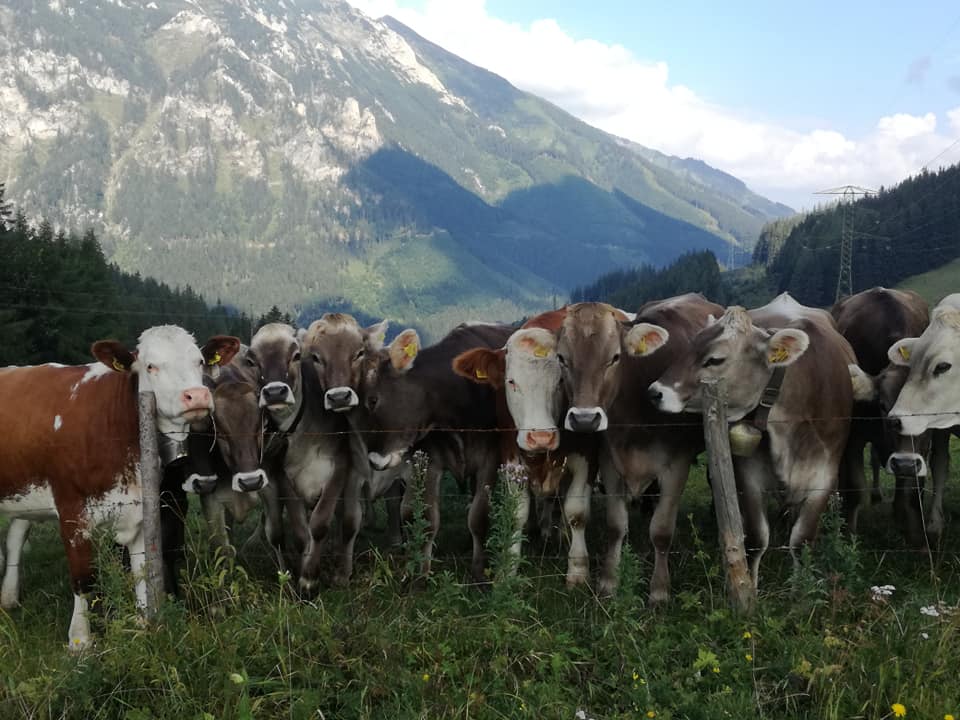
[813, 185, 879, 301]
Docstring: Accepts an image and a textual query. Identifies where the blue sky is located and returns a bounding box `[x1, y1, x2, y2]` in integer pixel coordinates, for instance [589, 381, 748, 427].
[350, 0, 960, 208]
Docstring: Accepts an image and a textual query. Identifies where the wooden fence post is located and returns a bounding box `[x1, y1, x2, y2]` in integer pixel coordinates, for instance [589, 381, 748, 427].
[701, 379, 757, 615]
[138, 391, 164, 618]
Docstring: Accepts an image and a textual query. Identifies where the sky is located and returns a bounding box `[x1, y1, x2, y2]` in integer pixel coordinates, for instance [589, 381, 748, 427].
[346, 0, 960, 210]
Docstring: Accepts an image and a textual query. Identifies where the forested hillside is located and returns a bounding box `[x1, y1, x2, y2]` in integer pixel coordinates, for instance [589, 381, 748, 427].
[0, 186, 253, 366]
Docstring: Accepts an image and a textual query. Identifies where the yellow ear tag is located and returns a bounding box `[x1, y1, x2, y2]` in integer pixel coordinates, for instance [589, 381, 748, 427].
[635, 338, 647, 354]
[112, 359, 126, 372]
[404, 342, 417, 359]
[534, 345, 549, 358]
[768, 346, 789, 364]
[377, 333, 386, 344]
[898, 345, 911, 362]
[207, 352, 222, 366]
[475, 368, 488, 379]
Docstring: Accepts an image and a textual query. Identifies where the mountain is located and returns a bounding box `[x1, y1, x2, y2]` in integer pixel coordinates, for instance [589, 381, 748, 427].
[0, 0, 792, 338]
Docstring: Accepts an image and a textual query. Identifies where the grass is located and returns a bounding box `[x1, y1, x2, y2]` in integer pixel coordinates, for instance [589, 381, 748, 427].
[1, 451, 959, 720]
[897, 256, 960, 307]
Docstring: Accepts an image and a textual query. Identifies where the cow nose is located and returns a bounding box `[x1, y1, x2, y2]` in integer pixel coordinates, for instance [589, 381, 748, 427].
[525, 429, 559, 451]
[889, 416, 903, 433]
[647, 386, 663, 404]
[181, 387, 212, 412]
[564, 407, 607, 433]
[261, 384, 290, 405]
[324, 386, 359, 411]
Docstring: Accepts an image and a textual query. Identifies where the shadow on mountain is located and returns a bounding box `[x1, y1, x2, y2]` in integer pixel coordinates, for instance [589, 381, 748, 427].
[344, 146, 730, 292]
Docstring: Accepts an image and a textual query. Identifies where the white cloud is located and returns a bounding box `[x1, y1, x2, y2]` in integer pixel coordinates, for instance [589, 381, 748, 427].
[347, 0, 960, 209]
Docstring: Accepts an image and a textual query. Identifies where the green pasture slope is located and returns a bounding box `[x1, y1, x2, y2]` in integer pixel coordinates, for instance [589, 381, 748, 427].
[897, 257, 960, 307]
[1, 455, 959, 720]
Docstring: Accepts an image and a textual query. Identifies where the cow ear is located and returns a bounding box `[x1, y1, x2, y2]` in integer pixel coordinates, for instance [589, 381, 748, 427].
[202, 336, 241, 367]
[624, 323, 669, 357]
[888, 338, 916, 367]
[365, 319, 389, 351]
[452, 347, 505, 389]
[92, 340, 137, 373]
[766, 328, 809, 366]
[388, 329, 420, 372]
[848, 364, 877, 402]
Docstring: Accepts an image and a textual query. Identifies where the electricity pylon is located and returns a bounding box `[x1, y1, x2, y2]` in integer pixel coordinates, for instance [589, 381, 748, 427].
[814, 185, 877, 301]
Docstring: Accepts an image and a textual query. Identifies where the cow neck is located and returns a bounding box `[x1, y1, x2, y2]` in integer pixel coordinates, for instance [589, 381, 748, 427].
[744, 366, 787, 433]
[270, 363, 307, 436]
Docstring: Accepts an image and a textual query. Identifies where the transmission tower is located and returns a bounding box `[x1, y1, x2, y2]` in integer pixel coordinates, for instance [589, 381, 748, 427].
[814, 185, 877, 301]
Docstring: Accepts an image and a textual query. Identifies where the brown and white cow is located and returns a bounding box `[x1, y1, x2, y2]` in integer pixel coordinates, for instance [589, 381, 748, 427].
[556, 295, 723, 601]
[0, 326, 239, 649]
[881, 294, 960, 541]
[644, 293, 855, 589]
[349, 322, 515, 583]
[831, 287, 933, 538]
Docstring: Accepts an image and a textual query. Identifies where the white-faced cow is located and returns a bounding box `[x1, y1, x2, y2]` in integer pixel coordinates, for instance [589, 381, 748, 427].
[882, 294, 960, 541]
[556, 295, 723, 601]
[350, 322, 515, 583]
[0, 327, 239, 649]
[644, 293, 855, 589]
[832, 287, 934, 540]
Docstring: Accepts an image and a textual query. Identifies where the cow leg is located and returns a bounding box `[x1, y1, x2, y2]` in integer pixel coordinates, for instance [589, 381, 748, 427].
[869, 445, 883, 505]
[839, 439, 866, 534]
[333, 470, 364, 587]
[732, 455, 769, 590]
[159, 475, 187, 596]
[597, 464, 628, 597]
[59, 515, 96, 651]
[786, 466, 835, 566]
[647, 460, 690, 606]
[925, 430, 949, 545]
[200, 493, 233, 558]
[1, 518, 31, 609]
[467, 463, 495, 585]
[562, 453, 592, 587]
[256, 483, 286, 572]
[300, 471, 348, 596]
[384, 478, 404, 547]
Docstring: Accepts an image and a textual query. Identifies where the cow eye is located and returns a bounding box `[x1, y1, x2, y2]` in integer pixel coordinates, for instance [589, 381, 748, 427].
[311, 352, 322, 364]
[245, 356, 258, 368]
[147, 363, 158, 373]
[703, 356, 725, 368]
[292, 351, 301, 362]
[507, 378, 517, 388]
[934, 361, 952, 377]
[557, 354, 567, 368]
[609, 353, 620, 366]
[354, 348, 365, 361]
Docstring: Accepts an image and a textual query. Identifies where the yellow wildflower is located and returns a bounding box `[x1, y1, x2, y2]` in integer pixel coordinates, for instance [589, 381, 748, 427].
[712, 666, 720, 674]
[422, 673, 430, 682]
[891, 703, 907, 718]
[742, 631, 752, 639]
[945, 715, 954, 720]
[745, 654, 753, 662]
[632, 671, 640, 681]
[647, 712, 656, 718]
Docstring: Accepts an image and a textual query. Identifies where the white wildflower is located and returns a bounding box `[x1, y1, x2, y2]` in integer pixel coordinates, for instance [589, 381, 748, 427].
[870, 584, 895, 601]
[920, 632, 930, 640]
[920, 605, 941, 618]
[575, 711, 587, 720]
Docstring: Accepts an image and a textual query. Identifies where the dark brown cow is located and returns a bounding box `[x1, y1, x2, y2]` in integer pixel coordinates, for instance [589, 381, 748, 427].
[0, 326, 238, 649]
[556, 295, 723, 601]
[645, 293, 855, 589]
[349, 322, 515, 583]
[831, 287, 934, 539]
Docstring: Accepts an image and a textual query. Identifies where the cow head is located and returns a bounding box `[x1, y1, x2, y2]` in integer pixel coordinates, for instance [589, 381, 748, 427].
[556, 303, 630, 433]
[212, 382, 267, 492]
[246, 323, 302, 422]
[92, 326, 239, 438]
[352, 329, 424, 470]
[454, 328, 563, 452]
[302, 314, 388, 413]
[888, 301, 960, 436]
[645, 307, 808, 420]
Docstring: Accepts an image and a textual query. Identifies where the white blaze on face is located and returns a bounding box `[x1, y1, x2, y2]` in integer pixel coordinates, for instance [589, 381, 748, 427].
[889, 299, 960, 436]
[504, 328, 563, 452]
[134, 325, 210, 437]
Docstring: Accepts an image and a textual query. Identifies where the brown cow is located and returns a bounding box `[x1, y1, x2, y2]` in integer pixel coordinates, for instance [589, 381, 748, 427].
[0, 326, 238, 649]
[557, 294, 723, 601]
[644, 293, 855, 589]
[831, 287, 934, 540]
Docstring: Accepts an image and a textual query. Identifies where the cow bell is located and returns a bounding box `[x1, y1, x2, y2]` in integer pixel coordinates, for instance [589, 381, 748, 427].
[729, 422, 762, 457]
[158, 433, 189, 467]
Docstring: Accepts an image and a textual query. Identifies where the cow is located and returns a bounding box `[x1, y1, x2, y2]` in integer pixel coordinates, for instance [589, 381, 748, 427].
[0, 326, 239, 649]
[882, 294, 960, 542]
[831, 287, 932, 537]
[452, 308, 621, 584]
[349, 322, 515, 583]
[643, 293, 855, 589]
[554, 295, 723, 601]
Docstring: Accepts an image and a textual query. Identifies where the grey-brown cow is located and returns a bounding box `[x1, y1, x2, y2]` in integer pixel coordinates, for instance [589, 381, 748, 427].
[644, 293, 855, 589]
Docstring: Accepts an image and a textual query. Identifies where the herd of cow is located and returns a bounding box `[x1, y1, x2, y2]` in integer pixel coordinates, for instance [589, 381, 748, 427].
[1, 287, 957, 650]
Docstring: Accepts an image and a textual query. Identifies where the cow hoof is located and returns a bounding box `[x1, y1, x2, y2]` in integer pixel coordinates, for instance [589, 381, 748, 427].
[597, 578, 618, 598]
[298, 576, 319, 598]
[565, 572, 589, 588]
[648, 588, 670, 606]
[0, 592, 19, 610]
[67, 636, 93, 653]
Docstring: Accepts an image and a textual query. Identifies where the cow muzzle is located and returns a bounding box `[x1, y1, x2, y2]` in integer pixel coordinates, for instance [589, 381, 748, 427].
[647, 382, 685, 413]
[564, 407, 608, 433]
[369, 451, 403, 471]
[518, 428, 560, 452]
[260, 382, 294, 410]
[183, 472, 219, 494]
[324, 386, 359, 412]
[181, 386, 213, 420]
[887, 452, 928, 478]
[232, 469, 268, 492]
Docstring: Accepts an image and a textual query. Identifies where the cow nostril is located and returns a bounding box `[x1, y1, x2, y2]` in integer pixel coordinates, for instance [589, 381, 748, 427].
[890, 417, 903, 433]
[648, 387, 663, 402]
